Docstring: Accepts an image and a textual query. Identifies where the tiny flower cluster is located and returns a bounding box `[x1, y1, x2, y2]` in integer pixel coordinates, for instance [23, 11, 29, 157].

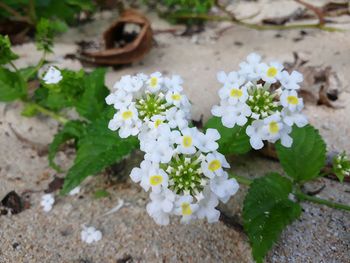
[107, 73, 239, 225]
[212, 53, 308, 150]
[332, 152, 350, 182]
[106, 72, 191, 139]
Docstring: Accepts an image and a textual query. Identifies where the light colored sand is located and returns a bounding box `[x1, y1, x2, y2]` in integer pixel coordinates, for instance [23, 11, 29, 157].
[2, 1, 350, 262]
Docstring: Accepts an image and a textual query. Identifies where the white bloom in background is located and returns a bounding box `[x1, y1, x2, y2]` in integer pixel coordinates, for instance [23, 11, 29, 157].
[279, 70, 303, 90]
[41, 194, 55, 212]
[113, 75, 143, 93]
[280, 90, 303, 112]
[217, 71, 245, 87]
[201, 152, 230, 178]
[210, 172, 239, 203]
[174, 195, 199, 223]
[147, 72, 163, 92]
[81, 226, 102, 244]
[69, 186, 81, 196]
[164, 75, 183, 92]
[43, 66, 62, 84]
[258, 61, 284, 84]
[281, 108, 308, 127]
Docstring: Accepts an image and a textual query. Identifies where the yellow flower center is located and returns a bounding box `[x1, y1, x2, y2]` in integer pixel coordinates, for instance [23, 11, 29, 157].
[181, 202, 192, 216]
[183, 136, 192, 147]
[150, 175, 163, 186]
[208, 160, 221, 172]
[287, 95, 298, 105]
[230, 88, 243, 98]
[150, 77, 158, 88]
[269, 121, 279, 134]
[171, 93, 181, 101]
[154, 119, 163, 128]
[267, 67, 278, 77]
[122, 110, 133, 120]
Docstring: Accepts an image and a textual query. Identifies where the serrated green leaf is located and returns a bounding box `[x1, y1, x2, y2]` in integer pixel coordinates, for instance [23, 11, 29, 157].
[0, 35, 19, 65]
[0, 68, 26, 102]
[49, 120, 87, 171]
[205, 116, 251, 154]
[60, 117, 138, 194]
[243, 173, 302, 263]
[276, 125, 326, 182]
[75, 68, 109, 121]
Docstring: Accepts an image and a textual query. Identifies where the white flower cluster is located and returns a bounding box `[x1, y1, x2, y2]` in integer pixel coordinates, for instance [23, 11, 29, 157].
[106, 72, 191, 139]
[212, 53, 308, 150]
[107, 73, 239, 225]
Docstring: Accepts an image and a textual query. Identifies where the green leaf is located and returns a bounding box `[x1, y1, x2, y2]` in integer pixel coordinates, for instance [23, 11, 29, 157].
[93, 189, 110, 199]
[0, 35, 19, 65]
[60, 117, 139, 194]
[19, 66, 36, 81]
[205, 117, 251, 154]
[0, 68, 26, 102]
[276, 125, 326, 182]
[75, 68, 109, 121]
[21, 103, 38, 117]
[49, 120, 87, 171]
[243, 173, 302, 263]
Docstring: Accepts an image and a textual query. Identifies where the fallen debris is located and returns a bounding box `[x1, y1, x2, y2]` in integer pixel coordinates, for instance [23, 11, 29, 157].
[79, 9, 153, 66]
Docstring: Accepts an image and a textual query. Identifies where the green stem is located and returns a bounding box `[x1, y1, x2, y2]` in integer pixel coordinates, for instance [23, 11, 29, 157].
[30, 103, 69, 124]
[168, 13, 343, 32]
[9, 61, 19, 72]
[28, 0, 37, 25]
[295, 188, 350, 212]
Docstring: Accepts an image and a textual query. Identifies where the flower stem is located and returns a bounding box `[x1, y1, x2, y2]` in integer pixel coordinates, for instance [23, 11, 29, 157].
[9, 61, 19, 72]
[294, 188, 350, 212]
[30, 103, 69, 124]
[168, 13, 343, 32]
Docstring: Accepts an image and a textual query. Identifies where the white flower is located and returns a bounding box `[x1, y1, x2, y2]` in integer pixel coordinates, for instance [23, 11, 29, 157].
[43, 66, 62, 84]
[69, 186, 80, 196]
[279, 125, 293, 148]
[217, 71, 245, 87]
[279, 70, 303, 90]
[146, 189, 175, 225]
[246, 120, 266, 150]
[209, 172, 239, 203]
[105, 89, 133, 110]
[258, 61, 283, 84]
[197, 188, 220, 223]
[262, 113, 284, 143]
[165, 108, 189, 130]
[174, 127, 200, 155]
[281, 108, 308, 127]
[196, 128, 220, 153]
[238, 53, 262, 80]
[140, 167, 169, 193]
[40, 194, 54, 212]
[280, 90, 304, 112]
[147, 72, 163, 92]
[144, 139, 174, 163]
[114, 74, 143, 93]
[201, 152, 230, 178]
[130, 160, 153, 183]
[164, 75, 183, 92]
[174, 195, 198, 223]
[108, 104, 141, 138]
[81, 226, 102, 244]
[219, 85, 249, 105]
[212, 102, 251, 128]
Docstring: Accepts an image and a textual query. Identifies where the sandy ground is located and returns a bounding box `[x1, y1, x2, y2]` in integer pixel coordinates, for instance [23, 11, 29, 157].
[1, 0, 350, 262]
